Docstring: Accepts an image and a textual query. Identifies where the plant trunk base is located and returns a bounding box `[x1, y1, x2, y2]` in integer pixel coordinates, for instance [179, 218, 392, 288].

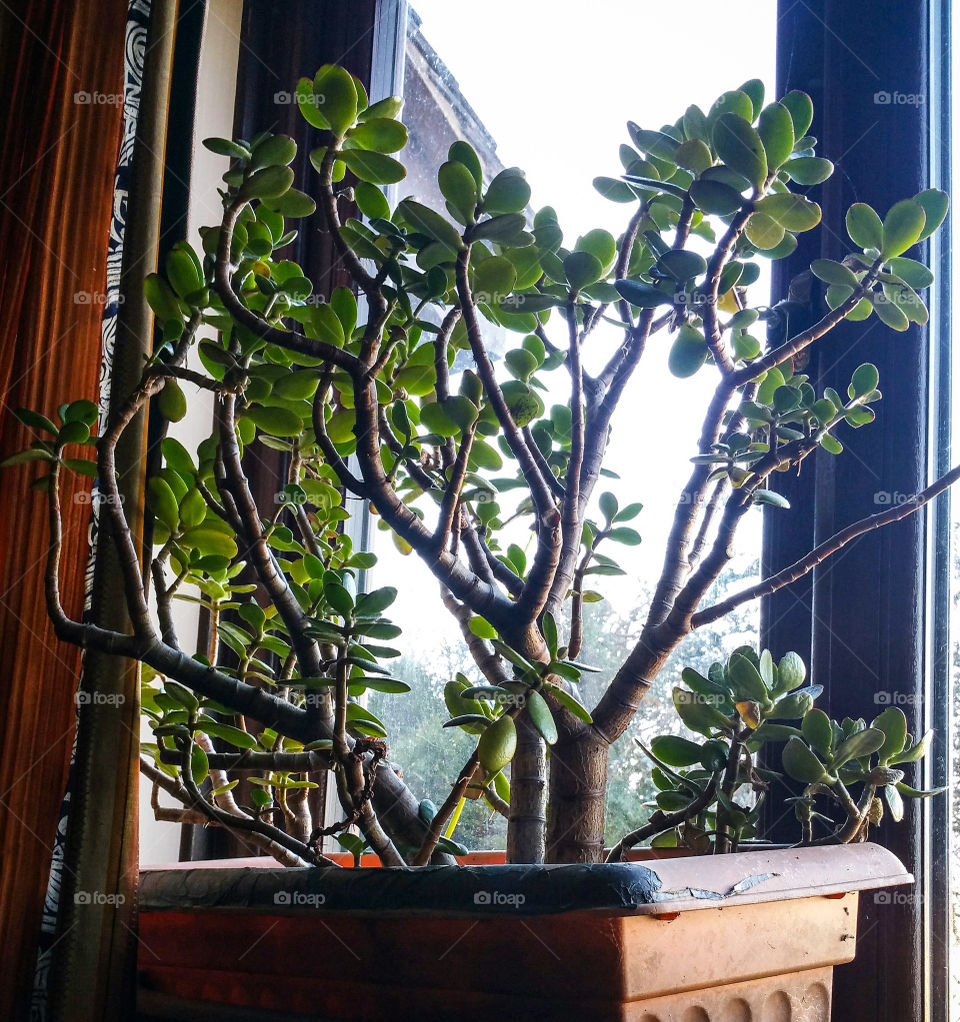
[545, 727, 609, 863]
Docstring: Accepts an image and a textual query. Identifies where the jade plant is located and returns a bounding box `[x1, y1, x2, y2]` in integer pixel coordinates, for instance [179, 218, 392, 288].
[607, 646, 940, 861]
[6, 63, 956, 867]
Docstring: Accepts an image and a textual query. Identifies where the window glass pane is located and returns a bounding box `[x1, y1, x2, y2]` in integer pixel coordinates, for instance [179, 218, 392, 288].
[370, 1, 775, 849]
[138, 0, 242, 865]
[947, 9, 960, 1008]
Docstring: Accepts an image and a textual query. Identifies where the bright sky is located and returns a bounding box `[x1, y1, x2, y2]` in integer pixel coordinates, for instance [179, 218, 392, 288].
[375, 1, 777, 652]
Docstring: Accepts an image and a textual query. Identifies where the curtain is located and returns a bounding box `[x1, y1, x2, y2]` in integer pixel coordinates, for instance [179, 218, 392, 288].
[0, 1, 131, 1019]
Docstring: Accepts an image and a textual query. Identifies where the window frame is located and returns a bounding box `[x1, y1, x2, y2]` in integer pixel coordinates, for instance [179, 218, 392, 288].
[765, 2, 948, 1020]
[178, 3, 953, 1015]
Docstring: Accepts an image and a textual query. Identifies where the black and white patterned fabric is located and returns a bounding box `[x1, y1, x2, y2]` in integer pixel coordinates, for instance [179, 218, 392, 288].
[31, 2, 151, 1017]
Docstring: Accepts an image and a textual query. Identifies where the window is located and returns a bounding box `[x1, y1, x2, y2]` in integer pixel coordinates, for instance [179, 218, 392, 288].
[369, 1, 774, 849]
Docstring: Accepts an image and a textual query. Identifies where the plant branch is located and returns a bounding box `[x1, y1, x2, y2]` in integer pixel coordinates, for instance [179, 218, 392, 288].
[732, 260, 883, 386]
[692, 462, 960, 627]
[213, 198, 359, 373]
[175, 732, 331, 866]
[412, 750, 480, 866]
[455, 246, 558, 522]
[606, 768, 722, 862]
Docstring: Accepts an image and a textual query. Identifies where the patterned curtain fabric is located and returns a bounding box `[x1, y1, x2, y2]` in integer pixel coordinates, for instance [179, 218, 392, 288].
[33, 14, 153, 1021]
[0, 2, 141, 1019]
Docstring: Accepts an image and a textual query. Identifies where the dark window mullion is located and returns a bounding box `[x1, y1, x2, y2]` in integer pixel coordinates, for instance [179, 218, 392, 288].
[924, 1, 952, 1019]
[769, 3, 935, 1020]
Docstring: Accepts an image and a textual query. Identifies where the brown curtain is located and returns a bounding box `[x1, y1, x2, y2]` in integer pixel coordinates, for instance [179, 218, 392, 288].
[0, 2, 128, 1018]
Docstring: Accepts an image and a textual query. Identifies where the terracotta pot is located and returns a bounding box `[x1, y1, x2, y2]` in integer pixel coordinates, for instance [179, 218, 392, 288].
[137, 843, 910, 1021]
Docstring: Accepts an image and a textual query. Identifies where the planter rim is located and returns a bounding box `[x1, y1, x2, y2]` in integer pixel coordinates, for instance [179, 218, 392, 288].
[139, 841, 910, 919]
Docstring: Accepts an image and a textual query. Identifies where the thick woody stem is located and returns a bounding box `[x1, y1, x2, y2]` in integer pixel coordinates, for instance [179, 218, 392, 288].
[331, 647, 405, 867]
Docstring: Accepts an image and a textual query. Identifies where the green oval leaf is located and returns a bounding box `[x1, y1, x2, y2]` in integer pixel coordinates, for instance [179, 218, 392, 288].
[811, 259, 860, 288]
[649, 734, 704, 767]
[849, 363, 879, 398]
[354, 181, 391, 220]
[830, 726, 885, 769]
[846, 203, 884, 250]
[203, 722, 259, 749]
[243, 404, 304, 437]
[914, 188, 949, 243]
[347, 117, 407, 153]
[783, 157, 833, 185]
[339, 149, 406, 185]
[713, 113, 767, 190]
[882, 198, 926, 258]
[240, 165, 294, 200]
[563, 251, 603, 292]
[147, 478, 180, 531]
[668, 324, 708, 378]
[782, 736, 828, 783]
[313, 65, 358, 136]
[264, 188, 316, 218]
[745, 212, 785, 250]
[438, 160, 479, 223]
[757, 102, 795, 170]
[801, 708, 833, 757]
[690, 178, 744, 215]
[526, 690, 558, 745]
[754, 193, 821, 232]
[871, 706, 908, 763]
[180, 526, 238, 559]
[781, 90, 814, 138]
[483, 169, 531, 215]
[477, 713, 517, 773]
[614, 279, 672, 308]
[250, 134, 297, 170]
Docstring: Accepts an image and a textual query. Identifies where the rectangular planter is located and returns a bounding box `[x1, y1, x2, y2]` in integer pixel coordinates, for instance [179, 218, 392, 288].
[138, 842, 911, 1021]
